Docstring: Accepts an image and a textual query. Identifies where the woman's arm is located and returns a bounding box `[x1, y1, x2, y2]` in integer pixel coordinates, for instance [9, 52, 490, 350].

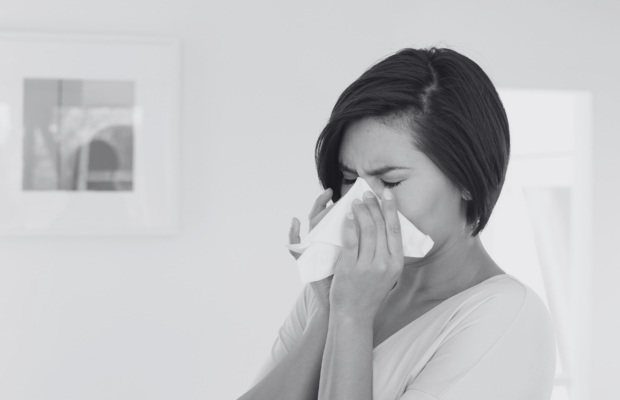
[317, 312, 374, 400]
[315, 187, 403, 399]
[238, 309, 331, 400]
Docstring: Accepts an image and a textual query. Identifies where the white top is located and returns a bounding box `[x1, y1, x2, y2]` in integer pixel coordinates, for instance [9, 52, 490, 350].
[248, 273, 557, 400]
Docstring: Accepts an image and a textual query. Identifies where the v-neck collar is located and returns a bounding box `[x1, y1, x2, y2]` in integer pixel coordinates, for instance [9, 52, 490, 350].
[372, 273, 511, 352]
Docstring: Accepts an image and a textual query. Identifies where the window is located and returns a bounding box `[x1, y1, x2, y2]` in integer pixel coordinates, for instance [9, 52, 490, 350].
[480, 89, 592, 400]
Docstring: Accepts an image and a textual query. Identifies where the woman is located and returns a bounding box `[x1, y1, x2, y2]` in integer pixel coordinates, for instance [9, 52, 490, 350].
[240, 47, 557, 400]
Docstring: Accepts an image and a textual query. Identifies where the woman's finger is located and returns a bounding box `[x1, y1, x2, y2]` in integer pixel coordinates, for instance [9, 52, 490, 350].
[362, 190, 388, 261]
[308, 188, 333, 220]
[288, 218, 301, 260]
[310, 202, 336, 232]
[316, 201, 336, 219]
[351, 199, 376, 263]
[380, 188, 403, 261]
[340, 209, 359, 267]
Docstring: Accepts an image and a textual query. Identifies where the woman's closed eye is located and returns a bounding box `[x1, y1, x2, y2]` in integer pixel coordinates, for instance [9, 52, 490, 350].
[343, 177, 402, 189]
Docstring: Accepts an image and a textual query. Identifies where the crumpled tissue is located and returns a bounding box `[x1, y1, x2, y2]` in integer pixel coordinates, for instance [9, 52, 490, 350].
[286, 178, 434, 283]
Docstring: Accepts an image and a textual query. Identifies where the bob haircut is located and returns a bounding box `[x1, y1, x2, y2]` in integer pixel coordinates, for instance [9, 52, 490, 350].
[314, 47, 510, 237]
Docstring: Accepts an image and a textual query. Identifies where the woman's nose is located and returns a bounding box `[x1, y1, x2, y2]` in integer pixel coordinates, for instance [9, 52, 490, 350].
[341, 178, 382, 201]
[360, 178, 383, 201]
[369, 187, 383, 201]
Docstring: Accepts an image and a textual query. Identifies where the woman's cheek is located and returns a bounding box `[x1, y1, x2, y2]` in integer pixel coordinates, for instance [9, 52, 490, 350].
[397, 196, 435, 235]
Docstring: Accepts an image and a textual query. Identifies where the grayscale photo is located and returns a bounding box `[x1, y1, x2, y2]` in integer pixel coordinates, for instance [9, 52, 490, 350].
[22, 79, 134, 191]
[1, 2, 618, 400]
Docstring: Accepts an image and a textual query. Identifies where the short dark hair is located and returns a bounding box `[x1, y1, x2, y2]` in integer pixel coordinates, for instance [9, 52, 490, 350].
[314, 47, 510, 236]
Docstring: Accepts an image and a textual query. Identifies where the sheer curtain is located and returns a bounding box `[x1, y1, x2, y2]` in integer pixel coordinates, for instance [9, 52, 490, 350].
[480, 89, 592, 400]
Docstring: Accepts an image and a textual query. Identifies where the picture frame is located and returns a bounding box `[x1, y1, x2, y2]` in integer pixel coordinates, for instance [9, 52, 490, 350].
[0, 31, 181, 236]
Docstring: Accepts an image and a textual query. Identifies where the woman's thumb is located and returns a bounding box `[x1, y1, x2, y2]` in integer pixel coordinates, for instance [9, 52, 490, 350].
[289, 218, 300, 243]
[288, 218, 301, 260]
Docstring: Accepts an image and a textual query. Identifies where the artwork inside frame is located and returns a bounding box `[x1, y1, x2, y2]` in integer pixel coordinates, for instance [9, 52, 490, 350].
[0, 32, 181, 236]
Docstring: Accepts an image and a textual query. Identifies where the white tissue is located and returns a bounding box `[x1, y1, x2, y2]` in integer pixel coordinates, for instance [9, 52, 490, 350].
[286, 178, 434, 283]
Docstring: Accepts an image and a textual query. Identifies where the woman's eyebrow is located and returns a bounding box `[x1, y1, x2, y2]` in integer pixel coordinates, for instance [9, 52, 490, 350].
[338, 161, 410, 176]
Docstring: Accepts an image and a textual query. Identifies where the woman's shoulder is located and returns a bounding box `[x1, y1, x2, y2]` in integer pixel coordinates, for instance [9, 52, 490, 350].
[434, 273, 556, 372]
[495, 274, 555, 332]
[407, 274, 557, 400]
[477, 273, 549, 313]
[449, 273, 554, 336]
[460, 273, 532, 305]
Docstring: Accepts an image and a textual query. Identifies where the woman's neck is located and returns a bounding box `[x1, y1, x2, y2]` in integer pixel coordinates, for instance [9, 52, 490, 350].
[391, 234, 500, 303]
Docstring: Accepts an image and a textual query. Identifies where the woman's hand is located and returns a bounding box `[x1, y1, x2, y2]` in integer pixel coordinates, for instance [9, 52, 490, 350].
[329, 188, 404, 322]
[288, 188, 335, 312]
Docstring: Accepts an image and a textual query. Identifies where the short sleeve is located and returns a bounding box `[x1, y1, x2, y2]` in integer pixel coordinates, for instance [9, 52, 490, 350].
[399, 283, 556, 400]
[247, 283, 316, 390]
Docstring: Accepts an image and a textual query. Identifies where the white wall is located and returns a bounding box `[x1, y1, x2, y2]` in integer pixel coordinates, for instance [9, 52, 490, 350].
[0, 1, 618, 399]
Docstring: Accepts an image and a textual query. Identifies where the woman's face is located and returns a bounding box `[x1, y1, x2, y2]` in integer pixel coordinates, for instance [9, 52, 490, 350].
[338, 117, 467, 258]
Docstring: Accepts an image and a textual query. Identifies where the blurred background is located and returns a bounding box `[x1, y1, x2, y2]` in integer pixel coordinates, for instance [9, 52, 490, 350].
[0, 1, 618, 399]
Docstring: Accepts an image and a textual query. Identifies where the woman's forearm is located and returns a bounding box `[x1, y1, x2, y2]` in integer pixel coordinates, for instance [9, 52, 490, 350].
[318, 313, 374, 400]
[238, 309, 330, 400]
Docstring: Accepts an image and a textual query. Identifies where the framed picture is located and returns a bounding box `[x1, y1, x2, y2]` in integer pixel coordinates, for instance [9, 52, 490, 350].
[0, 31, 181, 236]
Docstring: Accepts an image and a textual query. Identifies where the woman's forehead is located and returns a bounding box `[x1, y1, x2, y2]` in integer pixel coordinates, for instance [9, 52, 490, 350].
[339, 118, 421, 166]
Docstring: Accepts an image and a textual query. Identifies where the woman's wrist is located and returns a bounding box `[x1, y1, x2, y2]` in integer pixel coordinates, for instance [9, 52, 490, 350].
[329, 306, 376, 327]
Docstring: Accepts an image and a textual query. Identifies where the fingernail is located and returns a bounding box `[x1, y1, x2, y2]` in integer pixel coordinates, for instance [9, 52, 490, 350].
[364, 191, 374, 199]
[353, 198, 362, 205]
[346, 211, 354, 219]
[383, 188, 393, 200]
